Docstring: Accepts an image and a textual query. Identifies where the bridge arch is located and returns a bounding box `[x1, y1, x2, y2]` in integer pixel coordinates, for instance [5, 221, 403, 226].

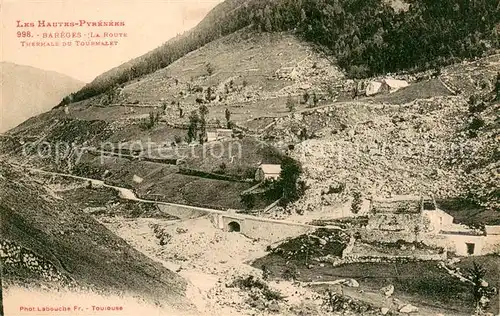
[227, 221, 241, 232]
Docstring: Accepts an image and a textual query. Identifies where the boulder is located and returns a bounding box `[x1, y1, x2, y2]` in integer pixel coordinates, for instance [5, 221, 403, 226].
[399, 304, 419, 313]
[344, 279, 360, 288]
[380, 284, 394, 297]
[267, 301, 280, 312]
[132, 174, 144, 184]
[381, 307, 390, 315]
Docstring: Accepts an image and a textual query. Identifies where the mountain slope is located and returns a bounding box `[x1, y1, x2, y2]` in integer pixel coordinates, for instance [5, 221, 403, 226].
[64, 0, 499, 105]
[0, 161, 193, 311]
[0, 62, 84, 132]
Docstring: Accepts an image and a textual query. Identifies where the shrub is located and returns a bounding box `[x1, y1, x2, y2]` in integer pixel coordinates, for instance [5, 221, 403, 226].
[282, 265, 298, 281]
[351, 191, 363, 214]
[286, 95, 296, 112]
[230, 275, 284, 301]
[324, 183, 345, 195]
[174, 135, 182, 144]
[241, 194, 256, 210]
[469, 116, 485, 131]
[206, 62, 215, 76]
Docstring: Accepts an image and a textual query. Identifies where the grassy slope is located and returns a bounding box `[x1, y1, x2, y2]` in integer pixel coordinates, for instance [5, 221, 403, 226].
[0, 162, 191, 310]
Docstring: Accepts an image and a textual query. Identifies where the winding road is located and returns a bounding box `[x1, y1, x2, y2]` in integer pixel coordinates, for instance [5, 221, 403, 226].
[20, 165, 342, 230]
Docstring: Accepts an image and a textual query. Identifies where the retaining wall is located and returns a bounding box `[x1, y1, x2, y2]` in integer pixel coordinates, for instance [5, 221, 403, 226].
[157, 204, 213, 220]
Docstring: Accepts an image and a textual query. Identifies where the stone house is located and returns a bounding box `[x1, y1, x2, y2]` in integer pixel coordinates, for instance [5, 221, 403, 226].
[205, 129, 233, 142]
[255, 164, 281, 182]
[365, 78, 409, 96]
[365, 195, 500, 256]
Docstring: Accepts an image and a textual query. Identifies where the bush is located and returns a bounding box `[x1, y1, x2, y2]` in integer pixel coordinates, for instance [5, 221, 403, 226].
[351, 191, 363, 214]
[230, 275, 284, 301]
[282, 265, 298, 281]
[468, 116, 485, 137]
[241, 194, 256, 210]
[206, 62, 215, 76]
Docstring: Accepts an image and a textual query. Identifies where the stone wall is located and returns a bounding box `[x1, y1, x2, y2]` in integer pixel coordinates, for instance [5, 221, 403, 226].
[239, 218, 313, 244]
[157, 203, 215, 220]
[338, 253, 447, 266]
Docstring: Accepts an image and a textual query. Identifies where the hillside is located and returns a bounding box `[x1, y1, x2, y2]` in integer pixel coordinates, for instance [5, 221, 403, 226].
[2, 27, 499, 216]
[0, 62, 84, 132]
[1, 3, 499, 315]
[63, 0, 499, 104]
[0, 161, 193, 312]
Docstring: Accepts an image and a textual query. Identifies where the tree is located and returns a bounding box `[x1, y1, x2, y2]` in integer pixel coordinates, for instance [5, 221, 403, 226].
[351, 191, 362, 214]
[198, 104, 209, 144]
[312, 92, 319, 107]
[495, 72, 500, 101]
[278, 157, 303, 206]
[206, 87, 213, 102]
[206, 62, 215, 76]
[299, 127, 307, 141]
[149, 112, 156, 127]
[187, 110, 200, 143]
[302, 91, 310, 104]
[286, 95, 296, 112]
[467, 262, 495, 313]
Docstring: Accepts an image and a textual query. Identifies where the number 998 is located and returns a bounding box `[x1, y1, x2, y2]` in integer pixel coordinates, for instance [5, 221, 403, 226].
[17, 31, 32, 38]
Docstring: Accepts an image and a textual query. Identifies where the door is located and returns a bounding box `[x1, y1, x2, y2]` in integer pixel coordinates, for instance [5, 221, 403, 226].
[466, 243, 475, 255]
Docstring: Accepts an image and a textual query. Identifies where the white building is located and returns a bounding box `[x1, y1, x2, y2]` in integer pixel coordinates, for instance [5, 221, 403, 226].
[365, 78, 409, 96]
[369, 195, 500, 256]
[206, 129, 233, 142]
[255, 164, 282, 182]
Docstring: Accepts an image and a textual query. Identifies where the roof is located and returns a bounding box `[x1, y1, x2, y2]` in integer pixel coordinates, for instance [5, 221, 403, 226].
[485, 225, 500, 236]
[216, 129, 233, 135]
[366, 81, 383, 96]
[383, 78, 409, 90]
[259, 164, 282, 175]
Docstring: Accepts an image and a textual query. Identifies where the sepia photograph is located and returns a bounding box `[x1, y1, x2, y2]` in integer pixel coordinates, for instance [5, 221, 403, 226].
[1, 0, 499, 315]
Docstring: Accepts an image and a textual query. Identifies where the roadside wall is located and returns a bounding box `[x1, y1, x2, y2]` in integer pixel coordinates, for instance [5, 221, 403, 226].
[240, 218, 313, 244]
[157, 204, 212, 220]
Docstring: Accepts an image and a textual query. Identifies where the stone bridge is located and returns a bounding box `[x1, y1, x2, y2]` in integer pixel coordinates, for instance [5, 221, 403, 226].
[156, 204, 333, 244]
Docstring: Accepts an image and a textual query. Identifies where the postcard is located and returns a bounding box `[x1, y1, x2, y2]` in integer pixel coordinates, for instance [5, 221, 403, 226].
[1, 0, 499, 315]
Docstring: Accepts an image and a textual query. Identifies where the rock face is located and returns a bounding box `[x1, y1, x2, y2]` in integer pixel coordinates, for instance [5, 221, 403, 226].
[273, 95, 498, 213]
